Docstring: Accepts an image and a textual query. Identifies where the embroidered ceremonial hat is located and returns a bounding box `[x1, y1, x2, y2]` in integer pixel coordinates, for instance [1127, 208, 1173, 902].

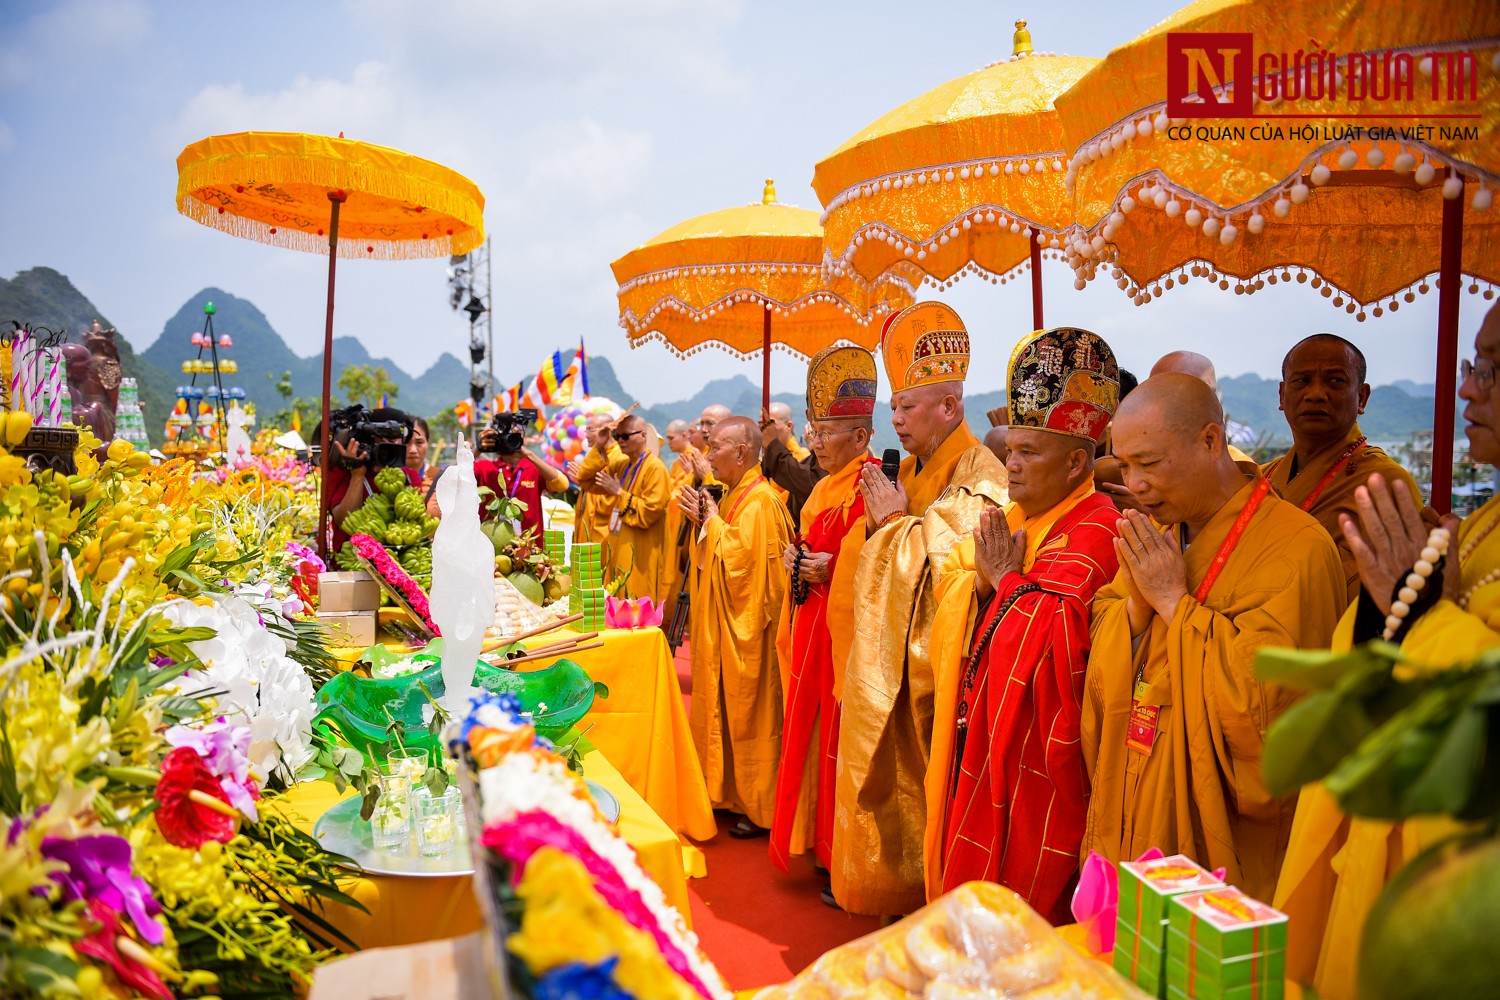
[805, 344, 877, 421]
[878, 301, 969, 394]
[1007, 327, 1119, 443]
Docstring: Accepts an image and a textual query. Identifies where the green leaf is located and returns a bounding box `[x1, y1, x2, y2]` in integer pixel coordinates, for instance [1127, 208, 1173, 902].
[1400, 704, 1487, 815]
[1264, 690, 1374, 795]
[1254, 643, 1397, 691]
[593, 681, 610, 700]
[12, 946, 82, 991]
[422, 766, 450, 798]
[359, 783, 381, 822]
[1325, 686, 1459, 818]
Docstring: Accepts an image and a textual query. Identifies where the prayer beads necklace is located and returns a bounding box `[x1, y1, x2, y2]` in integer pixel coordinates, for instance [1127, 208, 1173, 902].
[791, 547, 811, 605]
[1457, 507, 1500, 609]
[1383, 527, 1451, 640]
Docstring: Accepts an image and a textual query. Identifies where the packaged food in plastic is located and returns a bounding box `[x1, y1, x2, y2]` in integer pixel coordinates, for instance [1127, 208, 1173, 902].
[755, 881, 1151, 999]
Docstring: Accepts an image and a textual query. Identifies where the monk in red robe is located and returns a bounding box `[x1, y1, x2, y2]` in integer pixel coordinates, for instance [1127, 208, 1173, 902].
[770, 345, 878, 878]
[926, 327, 1124, 923]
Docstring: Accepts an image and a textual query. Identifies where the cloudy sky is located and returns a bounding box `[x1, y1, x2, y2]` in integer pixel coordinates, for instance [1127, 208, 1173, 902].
[0, 0, 1473, 406]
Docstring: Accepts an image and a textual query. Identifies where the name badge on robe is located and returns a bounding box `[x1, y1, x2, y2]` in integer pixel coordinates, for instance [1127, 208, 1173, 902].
[609, 507, 623, 535]
[1125, 678, 1159, 756]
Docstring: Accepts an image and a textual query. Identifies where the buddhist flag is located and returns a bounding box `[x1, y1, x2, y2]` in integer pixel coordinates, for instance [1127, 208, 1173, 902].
[499, 383, 522, 412]
[291, 408, 301, 434]
[455, 398, 476, 428]
[562, 339, 589, 398]
[523, 351, 571, 406]
[379, 392, 390, 409]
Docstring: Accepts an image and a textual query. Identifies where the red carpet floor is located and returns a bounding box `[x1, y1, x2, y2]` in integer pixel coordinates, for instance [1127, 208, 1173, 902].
[672, 641, 882, 992]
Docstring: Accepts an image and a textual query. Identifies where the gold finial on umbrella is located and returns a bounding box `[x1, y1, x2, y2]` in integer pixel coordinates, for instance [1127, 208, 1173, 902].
[763, 179, 778, 205]
[1013, 20, 1034, 57]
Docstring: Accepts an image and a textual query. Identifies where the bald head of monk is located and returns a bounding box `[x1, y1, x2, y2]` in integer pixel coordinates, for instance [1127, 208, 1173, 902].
[1151, 351, 1219, 390]
[708, 415, 760, 488]
[693, 403, 731, 452]
[666, 419, 690, 454]
[611, 414, 648, 460]
[983, 425, 1009, 465]
[1112, 373, 1252, 533]
[890, 381, 965, 463]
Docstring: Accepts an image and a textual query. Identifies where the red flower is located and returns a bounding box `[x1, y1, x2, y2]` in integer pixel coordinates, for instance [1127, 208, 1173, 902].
[75, 900, 174, 1000]
[154, 747, 237, 848]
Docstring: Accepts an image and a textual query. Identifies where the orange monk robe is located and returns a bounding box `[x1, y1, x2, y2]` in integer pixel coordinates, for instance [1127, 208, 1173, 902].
[831, 423, 1008, 917]
[925, 483, 1120, 921]
[1274, 494, 1500, 999]
[577, 448, 673, 605]
[1261, 422, 1421, 603]
[1081, 479, 1345, 903]
[573, 443, 625, 546]
[688, 464, 796, 828]
[769, 452, 873, 870]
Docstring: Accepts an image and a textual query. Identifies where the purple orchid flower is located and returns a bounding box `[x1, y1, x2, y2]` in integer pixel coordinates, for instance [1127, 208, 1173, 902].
[40, 834, 164, 945]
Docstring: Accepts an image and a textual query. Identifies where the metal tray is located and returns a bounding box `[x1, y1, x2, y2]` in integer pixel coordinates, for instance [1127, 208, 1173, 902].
[313, 779, 620, 878]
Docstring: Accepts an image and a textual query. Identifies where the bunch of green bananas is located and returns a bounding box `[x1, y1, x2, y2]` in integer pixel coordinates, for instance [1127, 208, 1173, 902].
[334, 542, 362, 571]
[393, 487, 426, 522]
[341, 506, 388, 542]
[374, 466, 408, 498]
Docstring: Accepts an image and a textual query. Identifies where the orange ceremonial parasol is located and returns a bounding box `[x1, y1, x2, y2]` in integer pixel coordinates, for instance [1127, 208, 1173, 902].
[812, 20, 1098, 330]
[175, 131, 485, 555]
[611, 180, 912, 410]
[1052, 0, 1500, 511]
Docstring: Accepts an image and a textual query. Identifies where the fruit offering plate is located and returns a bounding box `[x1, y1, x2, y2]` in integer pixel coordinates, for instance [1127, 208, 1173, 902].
[313, 780, 621, 878]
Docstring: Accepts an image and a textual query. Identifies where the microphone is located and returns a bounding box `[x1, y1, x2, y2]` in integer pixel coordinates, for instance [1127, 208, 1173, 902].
[881, 448, 901, 485]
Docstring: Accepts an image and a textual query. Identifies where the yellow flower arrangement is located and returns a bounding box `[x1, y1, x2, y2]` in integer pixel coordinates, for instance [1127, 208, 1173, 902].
[509, 847, 705, 1000]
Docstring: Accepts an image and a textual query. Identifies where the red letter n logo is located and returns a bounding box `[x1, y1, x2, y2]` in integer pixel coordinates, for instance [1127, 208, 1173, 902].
[1167, 32, 1253, 118]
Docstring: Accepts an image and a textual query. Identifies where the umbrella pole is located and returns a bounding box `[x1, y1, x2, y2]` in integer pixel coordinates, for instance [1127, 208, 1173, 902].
[762, 308, 772, 413]
[1030, 238, 1044, 330]
[1432, 171, 1464, 515]
[318, 192, 348, 560]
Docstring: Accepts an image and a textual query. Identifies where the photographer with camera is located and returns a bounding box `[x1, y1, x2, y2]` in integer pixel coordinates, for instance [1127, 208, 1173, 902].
[474, 409, 569, 540]
[319, 406, 421, 550]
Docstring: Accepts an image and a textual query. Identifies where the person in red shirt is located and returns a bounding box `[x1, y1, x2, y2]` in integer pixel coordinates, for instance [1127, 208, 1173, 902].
[474, 425, 570, 540]
[322, 408, 421, 551]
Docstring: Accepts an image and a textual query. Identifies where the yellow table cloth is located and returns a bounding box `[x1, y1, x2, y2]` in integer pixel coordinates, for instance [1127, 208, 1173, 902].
[279, 752, 692, 950]
[513, 624, 716, 844]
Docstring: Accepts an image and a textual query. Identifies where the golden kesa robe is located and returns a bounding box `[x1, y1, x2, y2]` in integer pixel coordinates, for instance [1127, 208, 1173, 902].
[1274, 494, 1500, 999]
[688, 464, 796, 828]
[573, 443, 625, 546]
[1262, 422, 1421, 603]
[770, 451, 872, 870]
[1081, 478, 1345, 903]
[831, 424, 1008, 916]
[925, 482, 1120, 921]
[578, 449, 673, 605]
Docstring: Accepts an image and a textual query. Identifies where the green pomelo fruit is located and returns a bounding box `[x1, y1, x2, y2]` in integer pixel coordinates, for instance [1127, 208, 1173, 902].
[1359, 832, 1500, 1000]
[507, 571, 545, 606]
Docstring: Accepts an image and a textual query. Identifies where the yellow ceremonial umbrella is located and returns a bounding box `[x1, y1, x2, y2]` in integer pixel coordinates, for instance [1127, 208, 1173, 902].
[176, 131, 485, 555]
[812, 21, 1098, 329]
[611, 180, 912, 410]
[1052, 0, 1500, 511]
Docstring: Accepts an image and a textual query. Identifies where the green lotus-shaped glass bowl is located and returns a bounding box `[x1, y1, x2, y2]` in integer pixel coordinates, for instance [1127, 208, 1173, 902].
[473, 657, 600, 743]
[312, 644, 602, 765]
[312, 656, 447, 767]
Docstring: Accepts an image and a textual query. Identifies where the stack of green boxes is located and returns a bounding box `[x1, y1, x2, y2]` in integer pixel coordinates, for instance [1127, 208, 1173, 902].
[1166, 887, 1286, 1000]
[1114, 855, 1225, 997]
[569, 542, 607, 630]
[543, 530, 568, 569]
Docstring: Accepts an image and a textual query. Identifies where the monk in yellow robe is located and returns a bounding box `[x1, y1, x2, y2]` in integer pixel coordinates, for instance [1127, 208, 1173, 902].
[769, 345, 877, 877]
[576, 414, 672, 605]
[1275, 304, 1500, 999]
[926, 327, 1123, 924]
[831, 301, 1008, 917]
[677, 416, 795, 836]
[1081, 374, 1345, 903]
[1262, 334, 1420, 603]
[571, 412, 622, 546]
